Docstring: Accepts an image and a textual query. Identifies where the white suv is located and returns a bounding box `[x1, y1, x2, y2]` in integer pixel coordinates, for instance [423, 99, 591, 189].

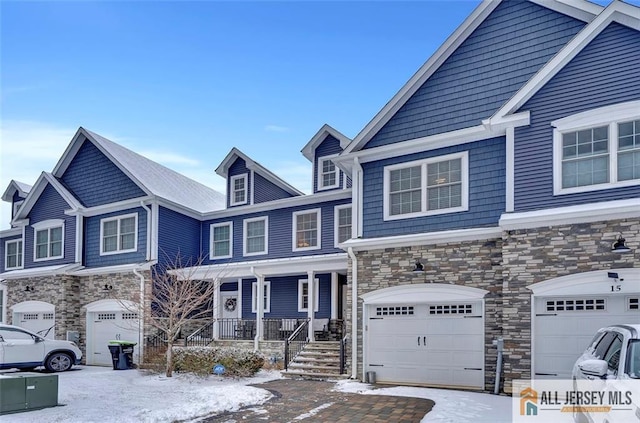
[0, 323, 83, 372]
[572, 324, 640, 423]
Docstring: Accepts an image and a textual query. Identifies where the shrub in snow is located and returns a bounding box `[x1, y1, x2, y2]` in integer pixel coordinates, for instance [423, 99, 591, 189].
[173, 346, 265, 377]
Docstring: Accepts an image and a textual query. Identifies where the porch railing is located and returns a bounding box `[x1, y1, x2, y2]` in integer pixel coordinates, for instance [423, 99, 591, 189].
[284, 318, 310, 370]
[263, 318, 307, 341]
[185, 321, 214, 347]
[339, 335, 348, 374]
[217, 318, 256, 340]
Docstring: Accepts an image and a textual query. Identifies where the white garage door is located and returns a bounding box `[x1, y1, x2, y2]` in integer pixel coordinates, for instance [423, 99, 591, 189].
[366, 302, 484, 389]
[88, 310, 140, 366]
[12, 301, 56, 339]
[534, 294, 639, 379]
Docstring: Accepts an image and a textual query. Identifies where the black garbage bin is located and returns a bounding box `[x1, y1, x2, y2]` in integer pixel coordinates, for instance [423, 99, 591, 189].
[107, 340, 137, 370]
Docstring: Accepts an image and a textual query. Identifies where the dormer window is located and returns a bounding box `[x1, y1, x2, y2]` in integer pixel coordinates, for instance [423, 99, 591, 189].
[318, 156, 339, 190]
[230, 174, 248, 206]
[12, 200, 24, 218]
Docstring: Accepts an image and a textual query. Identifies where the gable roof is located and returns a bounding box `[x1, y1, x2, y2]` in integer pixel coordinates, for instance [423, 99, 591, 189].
[1, 180, 32, 202]
[13, 172, 82, 222]
[215, 147, 304, 197]
[487, 0, 640, 126]
[300, 124, 352, 162]
[342, 0, 602, 155]
[52, 127, 225, 214]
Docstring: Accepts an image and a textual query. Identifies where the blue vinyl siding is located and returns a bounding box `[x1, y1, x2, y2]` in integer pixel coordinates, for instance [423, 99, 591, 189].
[365, 0, 585, 148]
[24, 184, 76, 268]
[157, 206, 202, 267]
[253, 173, 297, 203]
[314, 135, 346, 193]
[241, 274, 331, 319]
[0, 234, 23, 273]
[227, 159, 251, 208]
[514, 23, 640, 211]
[221, 282, 238, 292]
[61, 139, 146, 207]
[362, 137, 505, 238]
[84, 207, 147, 267]
[11, 192, 26, 220]
[202, 198, 351, 264]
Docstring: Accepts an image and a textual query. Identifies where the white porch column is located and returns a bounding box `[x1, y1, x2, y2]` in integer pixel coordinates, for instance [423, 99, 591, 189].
[256, 274, 265, 342]
[212, 278, 221, 340]
[237, 277, 243, 319]
[307, 270, 315, 342]
[330, 272, 338, 320]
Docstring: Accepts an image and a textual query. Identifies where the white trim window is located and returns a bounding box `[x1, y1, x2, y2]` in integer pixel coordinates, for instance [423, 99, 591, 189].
[334, 205, 352, 246]
[293, 209, 321, 251]
[318, 155, 339, 190]
[553, 101, 640, 195]
[32, 220, 64, 261]
[210, 222, 233, 259]
[5, 239, 23, 270]
[230, 174, 248, 206]
[251, 281, 271, 313]
[298, 279, 320, 312]
[243, 216, 268, 256]
[383, 152, 469, 220]
[100, 213, 137, 255]
[12, 200, 24, 218]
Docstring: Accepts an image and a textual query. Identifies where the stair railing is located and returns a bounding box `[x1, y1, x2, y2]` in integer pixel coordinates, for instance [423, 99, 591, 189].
[339, 335, 348, 374]
[284, 318, 310, 370]
[185, 321, 214, 347]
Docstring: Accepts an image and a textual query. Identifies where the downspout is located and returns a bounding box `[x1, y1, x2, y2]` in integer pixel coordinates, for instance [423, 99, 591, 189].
[250, 266, 263, 351]
[353, 157, 364, 238]
[140, 201, 152, 261]
[493, 337, 504, 395]
[132, 267, 146, 364]
[347, 247, 358, 380]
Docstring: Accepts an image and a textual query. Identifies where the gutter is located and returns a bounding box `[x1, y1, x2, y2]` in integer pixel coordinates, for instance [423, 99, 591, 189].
[347, 247, 358, 380]
[133, 266, 146, 365]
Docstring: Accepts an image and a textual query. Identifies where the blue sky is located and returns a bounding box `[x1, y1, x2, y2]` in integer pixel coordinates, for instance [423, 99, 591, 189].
[0, 0, 633, 229]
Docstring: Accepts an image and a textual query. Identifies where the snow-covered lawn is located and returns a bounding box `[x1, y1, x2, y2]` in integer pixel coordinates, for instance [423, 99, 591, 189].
[1, 366, 512, 423]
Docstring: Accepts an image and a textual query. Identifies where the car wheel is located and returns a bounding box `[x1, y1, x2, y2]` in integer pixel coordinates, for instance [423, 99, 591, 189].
[45, 352, 73, 372]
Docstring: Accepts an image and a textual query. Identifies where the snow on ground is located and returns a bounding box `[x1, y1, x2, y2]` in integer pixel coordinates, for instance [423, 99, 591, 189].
[334, 379, 513, 423]
[2, 366, 514, 423]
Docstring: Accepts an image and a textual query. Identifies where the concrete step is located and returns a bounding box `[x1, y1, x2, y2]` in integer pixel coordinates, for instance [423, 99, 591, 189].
[283, 370, 348, 380]
[288, 364, 340, 372]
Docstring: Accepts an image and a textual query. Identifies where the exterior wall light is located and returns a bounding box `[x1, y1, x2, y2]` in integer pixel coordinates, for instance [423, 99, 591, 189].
[611, 235, 631, 253]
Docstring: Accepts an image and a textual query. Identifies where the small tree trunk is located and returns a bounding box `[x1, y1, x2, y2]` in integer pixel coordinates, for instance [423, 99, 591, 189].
[165, 341, 173, 377]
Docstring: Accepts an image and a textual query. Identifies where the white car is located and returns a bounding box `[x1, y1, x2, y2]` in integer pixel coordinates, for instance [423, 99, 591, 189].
[0, 323, 83, 372]
[572, 324, 640, 423]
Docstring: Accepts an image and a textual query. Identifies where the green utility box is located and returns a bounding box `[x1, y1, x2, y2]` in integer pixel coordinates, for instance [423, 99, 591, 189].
[0, 373, 58, 415]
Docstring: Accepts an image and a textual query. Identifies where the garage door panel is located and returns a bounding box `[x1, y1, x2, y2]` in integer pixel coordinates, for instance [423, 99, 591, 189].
[88, 310, 140, 366]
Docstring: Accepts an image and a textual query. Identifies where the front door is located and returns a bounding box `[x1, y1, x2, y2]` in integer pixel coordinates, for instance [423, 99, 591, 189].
[220, 291, 238, 339]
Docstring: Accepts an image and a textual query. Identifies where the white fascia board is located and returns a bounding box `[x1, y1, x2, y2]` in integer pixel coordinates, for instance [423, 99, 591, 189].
[335, 124, 501, 169]
[170, 253, 348, 281]
[202, 189, 352, 220]
[72, 262, 154, 276]
[490, 2, 640, 123]
[499, 198, 640, 231]
[215, 148, 251, 177]
[12, 172, 81, 224]
[0, 228, 22, 237]
[65, 196, 155, 217]
[1, 180, 32, 202]
[0, 263, 82, 280]
[340, 227, 502, 252]
[344, 0, 500, 154]
[529, 0, 602, 23]
[301, 124, 352, 162]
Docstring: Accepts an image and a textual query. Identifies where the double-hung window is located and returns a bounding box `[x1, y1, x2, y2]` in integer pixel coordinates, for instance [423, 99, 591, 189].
[244, 217, 268, 256]
[298, 279, 320, 312]
[100, 214, 137, 255]
[553, 101, 640, 195]
[334, 205, 352, 246]
[210, 222, 232, 259]
[318, 156, 339, 190]
[293, 209, 320, 251]
[5, 240, 23, 269]
[251, 281, 271, 313]
[230, 174, 248, 206]
[32, 220, 64, 261]
[384, 152, 468, 220]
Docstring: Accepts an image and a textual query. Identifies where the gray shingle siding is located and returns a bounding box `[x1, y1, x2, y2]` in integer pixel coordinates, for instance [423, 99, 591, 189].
[24, 184, 76, 268]
[84, 207, 147, 267]
[514, 23, 640, 211]
[314, 135, 345, 193]
[61, 140, 146, 207]
[362, 137, 505, 238]
[365, 0, 585, 148]
[253, 173, 296, 204]
[157, 206, 202, 267]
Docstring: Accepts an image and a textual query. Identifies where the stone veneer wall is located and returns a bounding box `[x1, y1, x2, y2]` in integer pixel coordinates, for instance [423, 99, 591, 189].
[4, 270, 152, 364]
[501, 218, 639, 392]
[349, 238, 503, 391]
